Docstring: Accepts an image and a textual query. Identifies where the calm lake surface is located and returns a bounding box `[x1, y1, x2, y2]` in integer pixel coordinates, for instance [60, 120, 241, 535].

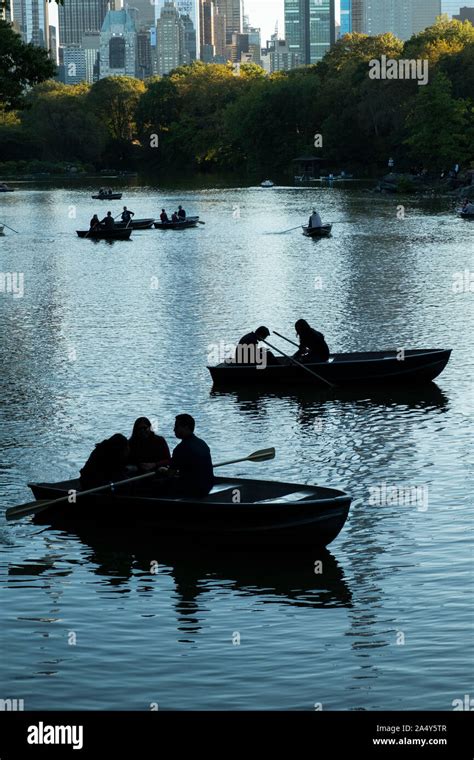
[0, 181, 472, 710]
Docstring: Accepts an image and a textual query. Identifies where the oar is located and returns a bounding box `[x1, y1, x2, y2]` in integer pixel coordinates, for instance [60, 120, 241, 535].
[273, 225, 302, 235]
[262, 338, 336, 389]
[198, 220, 205, 225]
[273, 330, 299, 349]
[6, 447, 276, 522]
[0, 221, 19, 234]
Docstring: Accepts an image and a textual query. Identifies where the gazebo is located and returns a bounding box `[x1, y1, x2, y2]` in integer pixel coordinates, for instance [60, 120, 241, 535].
[293, 156, 326, 182]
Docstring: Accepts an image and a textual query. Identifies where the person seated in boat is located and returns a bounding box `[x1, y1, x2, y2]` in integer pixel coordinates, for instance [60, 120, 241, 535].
[178, 205, 186, 220]
[89, 214, 100, 230]
[121, 206, 135, 224]
[171, 211, 179, 223]
[128, 417, 171, 473]
[160, 209, 169, 223]
[101, 211, 115, 229]
[158, 415, 214, 498]
[107, 188, 113, 196]
[80, 434, 130, 490]
[308, 209, 322, 229]
[294, 319, 330, 363]
[461, 198, 474, 214]
[234, 326, 278, 366]
[98, 188, 105, 195]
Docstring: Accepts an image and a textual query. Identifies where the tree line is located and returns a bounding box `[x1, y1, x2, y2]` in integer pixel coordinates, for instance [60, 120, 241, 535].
[0, 17, 473, 176]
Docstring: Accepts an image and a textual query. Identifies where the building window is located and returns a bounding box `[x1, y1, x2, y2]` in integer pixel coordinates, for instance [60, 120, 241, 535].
[109, 37, 125, 68]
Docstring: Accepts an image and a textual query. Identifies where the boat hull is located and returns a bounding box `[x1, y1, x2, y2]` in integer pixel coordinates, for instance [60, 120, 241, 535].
[115, 218, 155, 230]
[154, 217, 199, 230]
[303, 224, 332, 238]
[91, 193, 122, 200]
[29, 476, 351, 549]
[76, 229, 132, 240]
[458, 212, 474, 219]
[208, 349, 452, 388]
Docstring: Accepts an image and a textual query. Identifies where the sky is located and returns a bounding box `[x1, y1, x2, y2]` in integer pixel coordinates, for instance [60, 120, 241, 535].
[244, 0, 284, 43]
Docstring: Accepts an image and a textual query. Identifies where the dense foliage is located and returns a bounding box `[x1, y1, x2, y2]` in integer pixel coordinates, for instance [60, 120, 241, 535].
[0, 18, 473, 175]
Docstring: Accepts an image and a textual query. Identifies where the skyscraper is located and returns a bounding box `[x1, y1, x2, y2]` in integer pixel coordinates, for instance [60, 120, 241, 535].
[129, 0, 156, 28]
[214, 0, 242, 43]
[155, 1, 186, 74]
[340, 0, 352, 34]
[100, 8, 137, 78]
[12, 0, 50, 47]
[285, 0, 338, 65]
[1, 1, 13, 22]
[58, 0, 112, 46]
[154, 0, 200, 58]
[363, 0, 441, 40]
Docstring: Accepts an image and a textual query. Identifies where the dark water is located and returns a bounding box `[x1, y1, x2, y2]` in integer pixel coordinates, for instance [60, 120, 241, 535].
[0, 183, 472, 710]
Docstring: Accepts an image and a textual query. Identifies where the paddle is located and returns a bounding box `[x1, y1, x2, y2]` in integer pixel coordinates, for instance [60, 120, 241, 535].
[273, 331, 299, 348]
[6, 447, 276, 522]
[273, 225, 302, 235]
[198, 221, 205, 225]
[262, 338, 336, 389]
[0, 221, 19, 234]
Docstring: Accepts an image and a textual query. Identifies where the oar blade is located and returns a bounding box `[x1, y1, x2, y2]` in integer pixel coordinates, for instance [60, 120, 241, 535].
[247, 447, 275, 463]
[6, 499, 52, 522]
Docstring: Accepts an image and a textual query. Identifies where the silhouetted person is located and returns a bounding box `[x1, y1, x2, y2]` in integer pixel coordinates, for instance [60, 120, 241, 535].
[160, 209, 169, 223]
[101, 211, 115, 229]
[128, 417, 171, 473]
[89, 214, 100, 230]
[159, 415, 213, 498]
[178, 205, 186, 220]
[294, 319, 330, 363]
[121, 206, 135, 224]
[80, 434, 130, 489]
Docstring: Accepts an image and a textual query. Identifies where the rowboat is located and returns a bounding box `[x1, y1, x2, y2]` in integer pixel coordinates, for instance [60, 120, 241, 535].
[76, 228, 132, 240]
[28, 476, 351, 549]
[303, 224, 332, 238]
[458, 211, 474, 219]
[153, 216, 200, 230]
[115, 218, 155, 230]
[91, 192, 123, 200]
[261, 180, 275, 187]
[208, 349, 452, 388]
[0, 184, 14, 192]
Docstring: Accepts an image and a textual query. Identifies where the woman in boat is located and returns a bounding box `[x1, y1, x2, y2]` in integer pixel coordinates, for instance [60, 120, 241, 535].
[308, 209, 322, 229]
[160, 209, 169, 223]
[80, 434, 130, 489]
[89, 214, 100, 230]
[294, 319, 330, 363]
[171, 211, 179, 223]
[128, 417, 171, 473]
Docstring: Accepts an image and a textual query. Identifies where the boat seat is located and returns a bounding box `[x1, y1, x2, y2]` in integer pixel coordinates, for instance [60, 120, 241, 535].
[254, 489, 315, 504]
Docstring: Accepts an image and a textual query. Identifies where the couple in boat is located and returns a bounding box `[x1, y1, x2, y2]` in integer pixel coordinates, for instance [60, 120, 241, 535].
[80, 414, 213, 499]
[235, 320, 330, 366]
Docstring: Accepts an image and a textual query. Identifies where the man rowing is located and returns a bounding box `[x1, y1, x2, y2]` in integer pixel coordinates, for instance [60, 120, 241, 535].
[121, 206, 135, 224]
[159, 414, 214, 498]
[234, 326, 278, 366]
[101, 211, 115, 229]
[178, 205, 186, 220]
[294, 319, 330, 363]
[160, 209, 169, 223]
[308, 209, 323, 229]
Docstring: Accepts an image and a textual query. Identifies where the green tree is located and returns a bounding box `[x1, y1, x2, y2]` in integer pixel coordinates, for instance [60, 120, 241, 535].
[0, 19, 56, 110]
[404, 71, 473, 168]
[87, 76, 145, 143]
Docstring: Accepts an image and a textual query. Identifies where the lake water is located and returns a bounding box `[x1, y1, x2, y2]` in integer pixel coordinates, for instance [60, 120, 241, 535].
[0, 181, 472, 710]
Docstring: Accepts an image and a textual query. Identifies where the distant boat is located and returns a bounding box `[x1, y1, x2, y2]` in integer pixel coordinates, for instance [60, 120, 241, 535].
[91, 192, 123, 200]
[0, 183, 14, 192]
[457, 210, 474, 219]
[303, 224, 332, 238]
[261, 180, 275, 188]
[153, 216, 200, 230]
[76, 228, 132, 240]
[0, 226, 4, 236]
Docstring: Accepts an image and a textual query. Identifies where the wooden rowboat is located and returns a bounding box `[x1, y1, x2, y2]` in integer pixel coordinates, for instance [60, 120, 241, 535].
[91, 192, 122, 200]
[208, 349, 452, 388]
[303, 224, 332, 238]
[115, 218, 155, 230]
[458, 211, 474, 219]
[154, 216, 200, 230]
[28, 476, 351, 549]
[76, 228, 132, 240]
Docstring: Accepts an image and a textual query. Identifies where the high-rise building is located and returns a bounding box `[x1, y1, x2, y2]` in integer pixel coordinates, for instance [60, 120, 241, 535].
[364, 1, 441, 40]
[100, 8, 137, 78]
[1, 1, 13, 22]
[214, 8, 226, 57]
[261, 35, 301, 72]
[57, 0, 111, 46]
[340, 0, 352, 34]
[351, 0, 364, 31]
[48, 24, 58, 62]
[83, 31, 100, 82]
[154, 0, 200, 58]
[285, 0, 338, 65]
[182, 13, 197, 60]
[245, 26, 261, 64]
[215, 0, 242, 43]
[137, 29, 153, 77]
[156, 1, 186, 74]
[454, 5, 474, 21]
[200, 0, 216, 58]
[62, 45, 87, 84]
[129, 0, 156, 28]
[12, 0, 50, 47]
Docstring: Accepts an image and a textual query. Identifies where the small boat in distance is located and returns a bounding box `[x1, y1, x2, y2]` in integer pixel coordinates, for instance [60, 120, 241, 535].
[0, 226, 4, 235]
[0, 183, 14, 192]
[261, 180, 275, 188]
[154, 216, 200, 230]
[28, 476, 352, 549]
[92, 192, 123, 200]
[303, 224, 332, 238]
[115, 218, 155, 230]
[208, 349, 452, 388]
[457, 211, 474, 219]
[76, 228, 132, 240]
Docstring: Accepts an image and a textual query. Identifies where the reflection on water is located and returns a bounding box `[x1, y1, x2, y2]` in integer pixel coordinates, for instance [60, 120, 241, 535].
[0, 185, 472, 710]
